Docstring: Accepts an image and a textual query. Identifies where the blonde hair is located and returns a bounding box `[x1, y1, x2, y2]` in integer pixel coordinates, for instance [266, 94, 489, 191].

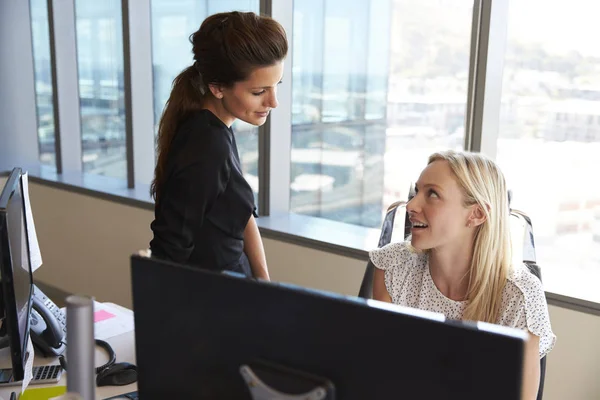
[427, 150, 512, 324]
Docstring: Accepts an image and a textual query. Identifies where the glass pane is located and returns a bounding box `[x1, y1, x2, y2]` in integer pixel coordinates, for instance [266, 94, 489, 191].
[75, 1, 126, 180]
[365, 0, 390, 120]
[321, 0, 367, 123]
[291, 0, 473, 228]
[497, 0, 600, 302]
[151, 0, 260, 203]
[292, 0, 323, 125]
[30, 0, 56, 170]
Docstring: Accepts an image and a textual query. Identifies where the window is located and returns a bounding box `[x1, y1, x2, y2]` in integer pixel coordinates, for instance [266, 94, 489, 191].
[75, 1, 126, 180]
[497, 0, 600, 302]
[30, 0, 56, 170]
[150, 0, 260, 202]
[290, 0, 473, 228]
[17, 0, 599, 307]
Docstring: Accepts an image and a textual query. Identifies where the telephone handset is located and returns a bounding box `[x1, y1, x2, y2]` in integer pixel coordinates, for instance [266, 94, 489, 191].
[29, 285, 67, 357]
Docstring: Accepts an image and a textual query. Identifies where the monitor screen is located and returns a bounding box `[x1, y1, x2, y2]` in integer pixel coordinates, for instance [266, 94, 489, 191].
[0, 168, 34, 381]
[131, 254, 526, 400]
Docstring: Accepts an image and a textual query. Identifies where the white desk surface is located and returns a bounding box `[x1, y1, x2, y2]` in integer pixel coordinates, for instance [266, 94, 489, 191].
[0, 303, 137, 399]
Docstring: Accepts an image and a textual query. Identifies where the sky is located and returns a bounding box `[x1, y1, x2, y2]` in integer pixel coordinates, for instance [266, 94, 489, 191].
[509, 0, 600, 57]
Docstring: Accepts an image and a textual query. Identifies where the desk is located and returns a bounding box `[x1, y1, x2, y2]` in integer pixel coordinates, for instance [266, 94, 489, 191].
[0, 303, 137, 400]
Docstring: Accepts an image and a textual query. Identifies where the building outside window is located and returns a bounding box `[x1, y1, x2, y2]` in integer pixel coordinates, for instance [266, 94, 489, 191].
[290, 0, 473, 228]
[75, 0, 126, 179]
[496, 0, 600, 302]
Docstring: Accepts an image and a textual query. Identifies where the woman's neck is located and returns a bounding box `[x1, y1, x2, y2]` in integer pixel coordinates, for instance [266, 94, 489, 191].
[428, 242, 474, 301]
[202, 98, 235, 128]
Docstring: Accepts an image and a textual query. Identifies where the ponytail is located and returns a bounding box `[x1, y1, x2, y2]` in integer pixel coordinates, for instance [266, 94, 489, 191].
[151, 66, 204, 203]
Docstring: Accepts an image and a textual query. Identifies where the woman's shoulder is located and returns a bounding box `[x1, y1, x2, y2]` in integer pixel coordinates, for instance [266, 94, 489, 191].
[172, 110, 232, 166]
[505, 263, 544, 300]
[501, 263, 547, 313]
[187, 109, 230, 130]
[501, 263, 556, 358]
[180, 110, 231, 144]
[369, 241, 426, 271]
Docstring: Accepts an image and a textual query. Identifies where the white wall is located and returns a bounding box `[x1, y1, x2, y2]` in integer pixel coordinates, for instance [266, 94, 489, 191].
[545, 305, 600, 400]
[29, 182, 151, 307]
[27, 181, 600, 400]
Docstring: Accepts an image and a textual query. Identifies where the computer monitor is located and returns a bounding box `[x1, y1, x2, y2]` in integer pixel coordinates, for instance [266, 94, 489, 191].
[0, 168, 34, 381]
[131, 254, 526, 400]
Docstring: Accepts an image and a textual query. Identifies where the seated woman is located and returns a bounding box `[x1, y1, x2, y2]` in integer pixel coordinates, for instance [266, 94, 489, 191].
[371, 150, 555, 400]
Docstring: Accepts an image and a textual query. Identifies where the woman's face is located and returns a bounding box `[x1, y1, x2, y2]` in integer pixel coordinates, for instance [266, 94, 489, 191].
[407, 160, 474, 252]
[218, 61, 284, 127]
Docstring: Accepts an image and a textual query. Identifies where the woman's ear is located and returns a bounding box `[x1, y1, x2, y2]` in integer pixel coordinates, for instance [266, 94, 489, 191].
[208, 84, 224, 99]
[468, 204, 487, 227]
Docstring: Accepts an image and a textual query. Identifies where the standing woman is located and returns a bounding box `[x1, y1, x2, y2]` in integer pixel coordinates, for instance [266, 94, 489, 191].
[150, 11, 288, 279]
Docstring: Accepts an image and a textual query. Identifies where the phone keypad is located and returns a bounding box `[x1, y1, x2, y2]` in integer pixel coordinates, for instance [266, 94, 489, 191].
[36, 286, 68, 338]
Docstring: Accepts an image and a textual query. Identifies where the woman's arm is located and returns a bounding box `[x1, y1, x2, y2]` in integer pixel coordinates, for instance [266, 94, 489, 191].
[244, 215, 270, 281]
[373, 268, 392, 302]
[521, 333, 541, 400]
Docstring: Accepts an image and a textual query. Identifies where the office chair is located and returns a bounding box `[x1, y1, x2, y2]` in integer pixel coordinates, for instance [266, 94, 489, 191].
[358, 188, 546, 400]
[510, 208, 546, 400]
[358, 183, 415, 299]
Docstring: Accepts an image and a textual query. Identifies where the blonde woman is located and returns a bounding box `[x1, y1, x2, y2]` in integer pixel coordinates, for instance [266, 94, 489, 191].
[371, 150, 555, 400]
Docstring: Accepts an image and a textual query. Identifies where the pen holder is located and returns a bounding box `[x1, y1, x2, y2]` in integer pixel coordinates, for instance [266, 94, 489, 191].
[65, 295, 95, 400]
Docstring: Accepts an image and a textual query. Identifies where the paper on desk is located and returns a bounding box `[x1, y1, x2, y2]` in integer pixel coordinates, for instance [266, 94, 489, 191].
[21, 336, 35, 393]
[93, 303, 134, 341]
[49, 393, 82, 400]
[60, 302, 134, 341]
[22, 173, 43, 272]
[20, 386, 67, 400]
[94, 309, 116, 323]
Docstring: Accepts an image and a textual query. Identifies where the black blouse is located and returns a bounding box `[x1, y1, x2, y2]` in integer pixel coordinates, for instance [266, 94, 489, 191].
[150, 109, 256, 272]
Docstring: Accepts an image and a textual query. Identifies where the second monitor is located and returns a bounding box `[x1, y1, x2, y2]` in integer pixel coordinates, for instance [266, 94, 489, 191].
[131, 255, 526, 400]
[0, 168, 34, 381]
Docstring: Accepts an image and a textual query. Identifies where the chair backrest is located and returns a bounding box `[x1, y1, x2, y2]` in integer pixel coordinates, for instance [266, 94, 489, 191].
[357, 200, 409, 299]
[358, 191, 546, 400]
[510, 209, 545, 400]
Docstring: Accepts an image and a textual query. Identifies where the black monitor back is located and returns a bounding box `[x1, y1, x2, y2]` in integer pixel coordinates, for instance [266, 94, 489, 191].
[131, 255, 525, 400]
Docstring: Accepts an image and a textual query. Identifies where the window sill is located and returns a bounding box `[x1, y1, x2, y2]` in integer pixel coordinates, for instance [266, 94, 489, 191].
[19, 167, 381, 260]
[6, 168, 600, 316]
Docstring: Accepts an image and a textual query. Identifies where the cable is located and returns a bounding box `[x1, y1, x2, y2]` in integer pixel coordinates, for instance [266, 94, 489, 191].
[59, 339, 116, 374]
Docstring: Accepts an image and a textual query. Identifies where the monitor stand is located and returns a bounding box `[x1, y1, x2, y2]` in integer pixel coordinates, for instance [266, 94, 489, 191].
[239, 361, 335, 400]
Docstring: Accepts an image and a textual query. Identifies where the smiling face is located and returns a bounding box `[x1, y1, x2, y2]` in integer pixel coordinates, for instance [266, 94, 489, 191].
[210, 61, 284, 127]
[407, 160, 475, 252]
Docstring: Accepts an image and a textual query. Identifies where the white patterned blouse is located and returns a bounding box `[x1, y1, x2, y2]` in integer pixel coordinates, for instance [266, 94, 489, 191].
[370, 241, 556, 358]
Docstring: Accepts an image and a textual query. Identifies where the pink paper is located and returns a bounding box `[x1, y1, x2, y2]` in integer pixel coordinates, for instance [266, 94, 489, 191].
[94, 309, 116, 323]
